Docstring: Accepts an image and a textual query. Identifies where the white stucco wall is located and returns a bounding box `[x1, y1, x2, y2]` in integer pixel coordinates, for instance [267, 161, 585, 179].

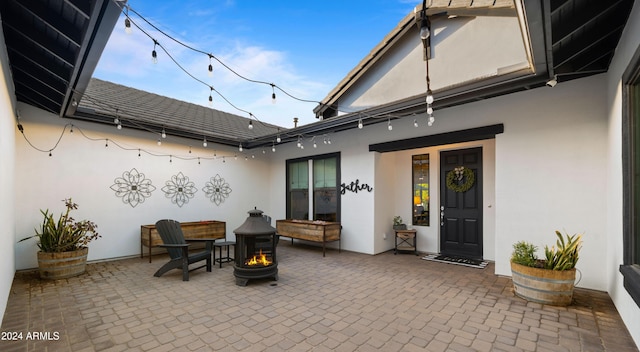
[605, 1, 640, 347]
[0, 20, 17, 327]
[14, 104, 273, 270]
[339, 15, 529, 111]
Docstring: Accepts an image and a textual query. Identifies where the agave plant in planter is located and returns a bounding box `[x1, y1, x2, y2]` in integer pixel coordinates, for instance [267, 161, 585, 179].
[510, 231, 582, 306]
[20, 198, 100, 279]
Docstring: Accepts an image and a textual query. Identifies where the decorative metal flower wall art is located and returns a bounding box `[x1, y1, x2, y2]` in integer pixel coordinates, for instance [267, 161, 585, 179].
[202, 174, 232, 206]
[161, 172, 197, 207]
[110, 168, 156, 208]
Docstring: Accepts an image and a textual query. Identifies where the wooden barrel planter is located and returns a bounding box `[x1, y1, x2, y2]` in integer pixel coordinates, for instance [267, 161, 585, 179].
[510, 261, 576, 306]
[37, 247, 88, 280]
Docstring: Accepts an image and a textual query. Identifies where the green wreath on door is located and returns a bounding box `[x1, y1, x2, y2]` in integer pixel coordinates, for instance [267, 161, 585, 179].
[445, 166, 475, 193]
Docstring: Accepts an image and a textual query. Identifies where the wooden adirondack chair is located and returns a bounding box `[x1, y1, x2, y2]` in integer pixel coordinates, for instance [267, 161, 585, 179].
[153, 219, 214, 281]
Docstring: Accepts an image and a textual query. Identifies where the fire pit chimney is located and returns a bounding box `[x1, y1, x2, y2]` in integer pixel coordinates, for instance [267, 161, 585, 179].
[233, 208, 278, 286]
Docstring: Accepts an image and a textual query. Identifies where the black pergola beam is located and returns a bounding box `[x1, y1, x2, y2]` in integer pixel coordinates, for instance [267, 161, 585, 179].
[369, 124, 504, 153]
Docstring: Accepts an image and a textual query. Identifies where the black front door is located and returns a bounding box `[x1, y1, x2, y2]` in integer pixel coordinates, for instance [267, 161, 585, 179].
[440, 147, 483, 259]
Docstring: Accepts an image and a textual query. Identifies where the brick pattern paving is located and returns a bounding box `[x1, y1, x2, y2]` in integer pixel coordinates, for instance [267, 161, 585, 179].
[1, 242, 637, 351]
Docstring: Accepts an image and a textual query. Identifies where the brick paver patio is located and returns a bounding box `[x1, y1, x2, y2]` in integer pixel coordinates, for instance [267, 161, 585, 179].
[1, 242, 637, 351]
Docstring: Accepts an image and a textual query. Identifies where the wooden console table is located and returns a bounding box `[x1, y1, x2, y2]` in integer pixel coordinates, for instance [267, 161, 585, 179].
[141, 220, 226, 262]
[276, 219, 341, 257]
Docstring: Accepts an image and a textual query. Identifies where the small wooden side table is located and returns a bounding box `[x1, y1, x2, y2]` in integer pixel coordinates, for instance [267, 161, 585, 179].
[395, 229, 418, 255]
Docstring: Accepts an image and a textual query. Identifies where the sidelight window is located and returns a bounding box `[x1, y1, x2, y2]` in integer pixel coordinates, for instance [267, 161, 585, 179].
[412, 154, 430, 226]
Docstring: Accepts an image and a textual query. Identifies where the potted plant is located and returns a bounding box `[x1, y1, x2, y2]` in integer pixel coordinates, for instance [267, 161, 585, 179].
[20, 198, 100, 279]
[510, 230, 582, 306]
[393, 216, 406, 230]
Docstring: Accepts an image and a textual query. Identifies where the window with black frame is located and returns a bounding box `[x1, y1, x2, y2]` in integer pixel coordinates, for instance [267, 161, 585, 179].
[286, 153, 340, 222]
[621, 45, 640, 308]
[412, 154, 430, 226]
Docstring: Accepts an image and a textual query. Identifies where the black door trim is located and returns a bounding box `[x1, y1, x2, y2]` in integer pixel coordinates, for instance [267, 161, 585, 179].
[369, 124, 504, 153]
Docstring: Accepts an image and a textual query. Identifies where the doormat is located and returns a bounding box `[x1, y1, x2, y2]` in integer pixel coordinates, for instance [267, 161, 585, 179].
[421, 254, 489, 269]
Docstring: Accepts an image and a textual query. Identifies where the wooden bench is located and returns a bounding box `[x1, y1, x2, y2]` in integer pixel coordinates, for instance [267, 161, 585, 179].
[141, 220, 226, 262]
[276, 219, 341, 257]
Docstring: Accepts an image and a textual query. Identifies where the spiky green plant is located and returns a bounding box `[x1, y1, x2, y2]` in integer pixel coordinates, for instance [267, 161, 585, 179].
[20, 198, 100, 252]
[543, 231, 582, 271]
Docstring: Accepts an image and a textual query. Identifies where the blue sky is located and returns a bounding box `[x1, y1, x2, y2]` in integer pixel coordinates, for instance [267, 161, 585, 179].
[93, 0, 417, 128]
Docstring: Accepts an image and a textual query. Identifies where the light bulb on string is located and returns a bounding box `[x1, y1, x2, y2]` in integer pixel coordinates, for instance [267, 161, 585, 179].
[248, 120, 253, 130]
[419, 16, 430, 40]
[151, 40, 158, 64]
[388, 118, 393, 131]
[208, 54, 213, 77]
[426, 89, 434, 104]
[414, 119, 419, 128]
[124, 18, 132, 34]
[189, 146, 192, 154]
[313, 140, 317, 148]
[271, 84, 276, 104]
[157, 138, 161, 146]
[272, 143, 276, 152]
[203, 137, 208, 147]
[105, 139, 109, 148]
[124, 5, 132, 34]
[427, 106, 433, 115]
[138, 149, 141, 158]
[239, 143, 243, 152]
[208, 87, 213, 106]
[161, 128, 166, 139]
[117, 123, 122, 130]
[276, 135, 281, 143]
[70, 125, 74, 133]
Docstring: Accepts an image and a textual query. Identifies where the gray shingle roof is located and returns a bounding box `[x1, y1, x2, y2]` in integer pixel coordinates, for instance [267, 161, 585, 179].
[76, 78, 282, 146]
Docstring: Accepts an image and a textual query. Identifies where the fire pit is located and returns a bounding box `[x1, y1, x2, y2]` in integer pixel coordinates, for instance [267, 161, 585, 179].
[233, 208, 278, 286]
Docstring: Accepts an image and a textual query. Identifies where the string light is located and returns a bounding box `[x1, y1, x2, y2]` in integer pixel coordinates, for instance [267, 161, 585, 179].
[151, 39, 158, 64]
[296, 136, 302, 148]
[161, 128, 166, 139]
[388, 118, 393, 131]
[239, 143, 243, 152]
[117, 3, 330, 131]
[271, 84, 276, 104]
[272, 143, 276, 152]
[208, 87, 213, 106]
[358, 118, 363, 129]
[124, 5, 132, 34]
[426, 89, 434, 104]
[157, 137, 161, 146]
[208, 54, 213, 77]
[276, 129, 281, 143]
[248, 120, 253, 130]
[105, 139, 109, 148]
[413, 118, 419, 128]
[203, 137, 207, 147]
